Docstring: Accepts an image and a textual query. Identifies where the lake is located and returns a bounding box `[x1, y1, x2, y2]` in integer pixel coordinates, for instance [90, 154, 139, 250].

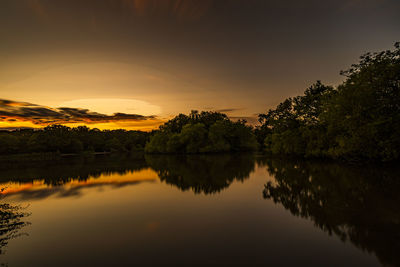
[0, 154, 399, 266]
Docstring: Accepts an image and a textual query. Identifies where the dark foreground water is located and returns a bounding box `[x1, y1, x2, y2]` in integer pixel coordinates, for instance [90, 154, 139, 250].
[0, 154, 399, 266]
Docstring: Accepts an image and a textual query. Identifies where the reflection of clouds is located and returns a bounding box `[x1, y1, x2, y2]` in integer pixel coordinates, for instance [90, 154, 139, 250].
[2, 179, 156, 201]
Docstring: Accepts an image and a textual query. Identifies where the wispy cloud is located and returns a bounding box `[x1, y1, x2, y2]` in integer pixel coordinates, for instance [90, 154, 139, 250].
[120, 0, 215, 21]
[213, 108, 244, 114]
[229, 116, 259, 125]
[0, 99, 156, 125]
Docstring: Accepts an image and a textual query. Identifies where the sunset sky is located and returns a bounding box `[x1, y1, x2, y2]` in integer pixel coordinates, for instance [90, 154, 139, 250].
[1, 0, 399, 130]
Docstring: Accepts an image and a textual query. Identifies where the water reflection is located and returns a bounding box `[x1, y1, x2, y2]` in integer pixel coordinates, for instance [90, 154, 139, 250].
[0, 154, 155, 201]
[0, 153, 147, 186]
[0, 154, 257, 199]
[146, 154, 256, 194]
[0, 195, 30, 255]
[0, 153, 257, 259]
[262, 158, 400, 267]
[0, 154, 399, 265]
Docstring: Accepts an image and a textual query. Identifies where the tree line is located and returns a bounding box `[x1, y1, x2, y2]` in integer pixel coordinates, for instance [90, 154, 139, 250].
[0, 111, 258, 155]
[0, 125, 149, 154]
[255, 42, 400, 162]
[145, 110, 258, 153]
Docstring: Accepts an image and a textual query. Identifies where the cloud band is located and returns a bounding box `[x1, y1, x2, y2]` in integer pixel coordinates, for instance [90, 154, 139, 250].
[0, 99, 156, 125]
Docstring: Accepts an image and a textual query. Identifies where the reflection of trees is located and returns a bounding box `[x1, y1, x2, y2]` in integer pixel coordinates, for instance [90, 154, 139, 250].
[0, 192, 31, 255]
[146, 154, 256, 194]
[263, 158, 400, 266]
[0, 153, 147, 186]
[0, 153, 257, 199]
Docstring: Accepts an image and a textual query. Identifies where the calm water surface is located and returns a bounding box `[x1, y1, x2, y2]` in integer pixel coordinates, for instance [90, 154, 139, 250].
[0, 154, 399, 266]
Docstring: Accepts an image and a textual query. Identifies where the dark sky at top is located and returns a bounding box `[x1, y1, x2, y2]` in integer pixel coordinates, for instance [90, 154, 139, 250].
[0, 0, 399, 128]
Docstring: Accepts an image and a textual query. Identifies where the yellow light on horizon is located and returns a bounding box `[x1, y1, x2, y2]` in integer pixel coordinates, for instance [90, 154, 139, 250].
[58, 98, 162, 116]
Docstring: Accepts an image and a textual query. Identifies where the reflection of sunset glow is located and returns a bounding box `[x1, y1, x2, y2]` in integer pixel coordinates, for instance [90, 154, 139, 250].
[0, 168, 159, 200]
[1, 180, 46, 195]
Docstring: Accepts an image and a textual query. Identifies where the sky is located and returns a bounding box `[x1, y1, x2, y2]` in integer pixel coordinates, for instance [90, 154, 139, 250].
[0, 0, 399, 130]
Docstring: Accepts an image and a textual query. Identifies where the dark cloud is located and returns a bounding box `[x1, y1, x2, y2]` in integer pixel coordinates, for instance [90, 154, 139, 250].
[213, 108, 243, 114]
[0, 99, 156, 125]
[0, 99, 36, 107]
[229, 116, 258, 125]
[0, 127, 35, 131]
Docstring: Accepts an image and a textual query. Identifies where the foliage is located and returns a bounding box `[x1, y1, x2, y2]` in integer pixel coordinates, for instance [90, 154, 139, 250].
[145, 111, 258, 153]
[257, 43, 400, 161]
[0, 125, 149, 155]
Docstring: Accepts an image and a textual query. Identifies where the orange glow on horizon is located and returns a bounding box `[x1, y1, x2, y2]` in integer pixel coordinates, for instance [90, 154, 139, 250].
[0, 120, 165, 131]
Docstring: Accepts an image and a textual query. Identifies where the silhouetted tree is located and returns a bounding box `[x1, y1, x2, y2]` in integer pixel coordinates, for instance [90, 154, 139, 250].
[0, 126, 150, 155]
[145, 111, 258, 153]
[257, 42, 400, 161]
